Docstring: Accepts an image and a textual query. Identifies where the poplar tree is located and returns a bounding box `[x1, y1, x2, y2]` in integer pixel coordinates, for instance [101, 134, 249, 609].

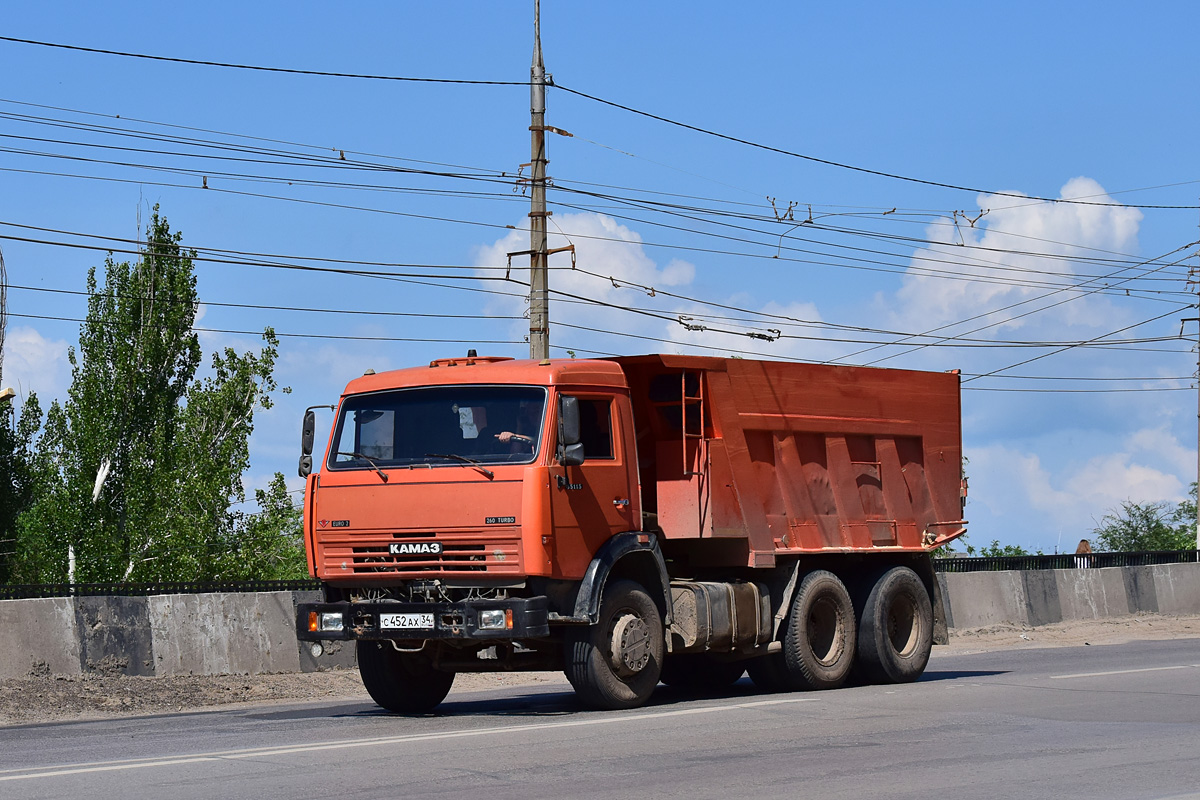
[11, 209, 302, 583]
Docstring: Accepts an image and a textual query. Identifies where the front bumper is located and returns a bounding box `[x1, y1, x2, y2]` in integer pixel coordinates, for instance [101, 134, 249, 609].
[296, 596, 550, 642]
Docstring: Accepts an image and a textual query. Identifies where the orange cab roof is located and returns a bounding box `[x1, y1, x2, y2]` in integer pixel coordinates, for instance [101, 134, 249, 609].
[342, 356, 630, 396]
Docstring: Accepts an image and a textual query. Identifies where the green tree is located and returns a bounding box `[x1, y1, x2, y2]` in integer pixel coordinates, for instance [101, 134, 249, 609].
[1169, 482, 1198, 548]
[1091, 491, 1197, 552]
[0, 395, 46, 582]
[933, 530, 1040, 557]
[976, 539, 1038, 557]
[215, 475, 307, 581]
[11, 209, 301, 583]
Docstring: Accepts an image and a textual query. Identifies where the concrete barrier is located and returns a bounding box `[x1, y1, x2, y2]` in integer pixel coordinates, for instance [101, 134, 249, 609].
[76, 595, 155, 676]
[148, 592, 301, 676]
[1152, 563, 1200, 614]
[939, 562, 1200, 630]
[2, 562, 1198, 679]
[0, 597, 80, 678]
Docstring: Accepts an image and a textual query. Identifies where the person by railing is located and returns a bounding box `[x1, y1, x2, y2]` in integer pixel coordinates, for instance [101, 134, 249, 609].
[1074, 539, 1093, 569]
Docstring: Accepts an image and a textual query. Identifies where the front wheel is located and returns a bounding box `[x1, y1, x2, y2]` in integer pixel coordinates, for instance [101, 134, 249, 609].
[856, 566, 933, 684]
[565, 579, 664, 710]
[356, 640, 455, 713]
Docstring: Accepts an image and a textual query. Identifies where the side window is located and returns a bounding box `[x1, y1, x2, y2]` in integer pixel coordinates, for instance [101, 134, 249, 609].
[578, 398, 613, 460]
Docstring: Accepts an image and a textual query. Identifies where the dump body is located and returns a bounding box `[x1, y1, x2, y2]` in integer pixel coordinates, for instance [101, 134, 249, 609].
[618, 354, 965, 567]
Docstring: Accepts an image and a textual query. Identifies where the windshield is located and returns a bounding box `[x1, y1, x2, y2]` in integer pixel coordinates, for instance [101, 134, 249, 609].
[327, 385, 547, 470]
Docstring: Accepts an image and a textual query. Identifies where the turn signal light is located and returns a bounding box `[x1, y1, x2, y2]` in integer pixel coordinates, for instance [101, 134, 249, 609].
[308, 611, 345, 633]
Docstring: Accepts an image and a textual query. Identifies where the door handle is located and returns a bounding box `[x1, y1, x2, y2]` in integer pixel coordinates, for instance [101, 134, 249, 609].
[613, 499, 630, 507]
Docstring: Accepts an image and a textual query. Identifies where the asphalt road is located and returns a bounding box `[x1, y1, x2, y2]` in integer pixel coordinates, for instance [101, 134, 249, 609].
[2, 639, 1198, 800]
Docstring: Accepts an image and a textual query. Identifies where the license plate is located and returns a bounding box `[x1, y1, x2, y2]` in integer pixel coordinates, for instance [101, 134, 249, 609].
[380, 612, 435, 630]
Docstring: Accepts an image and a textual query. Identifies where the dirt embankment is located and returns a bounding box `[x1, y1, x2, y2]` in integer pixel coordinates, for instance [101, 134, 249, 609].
[2, 613, 1197, 727]
[938, 612, 1200, 654]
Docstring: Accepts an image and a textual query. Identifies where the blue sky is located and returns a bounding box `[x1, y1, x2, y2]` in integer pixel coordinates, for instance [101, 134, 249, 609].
[1, 1, 1197, 553]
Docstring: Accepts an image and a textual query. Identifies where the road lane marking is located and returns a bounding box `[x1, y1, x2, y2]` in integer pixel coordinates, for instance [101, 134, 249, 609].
[0, 696, 814, 782]
[1050, 664, 1199, 680]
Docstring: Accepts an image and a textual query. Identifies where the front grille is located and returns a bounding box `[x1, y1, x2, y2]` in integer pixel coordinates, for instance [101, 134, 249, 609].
[351, 542, 489, 572]
[319, 530, 521, 577]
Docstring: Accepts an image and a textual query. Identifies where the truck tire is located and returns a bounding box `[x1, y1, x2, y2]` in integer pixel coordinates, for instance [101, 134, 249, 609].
[565, 579, 664, 710]
[660, 653, 745, 691]
[784, 570, 857, 690]
[856, 566, 933, 684]
[356, 640, 455, 714]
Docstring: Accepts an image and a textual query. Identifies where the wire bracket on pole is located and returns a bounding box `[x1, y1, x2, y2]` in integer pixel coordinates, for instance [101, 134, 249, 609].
[530, 125, 573, 137]
[507, 244, 573, 280]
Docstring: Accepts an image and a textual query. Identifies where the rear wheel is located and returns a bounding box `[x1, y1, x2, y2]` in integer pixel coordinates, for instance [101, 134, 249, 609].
[356, 640, 455, 713]
[660, 653, 746, 691]
[784, 570, 857, 690]
[856, 566, 933, 684]
[565, 580, 664, 710]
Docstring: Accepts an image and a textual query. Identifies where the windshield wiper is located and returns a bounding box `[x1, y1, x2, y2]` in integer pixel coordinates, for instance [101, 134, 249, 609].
[336, 451, 389, 483]
[424, 453, 495, 480]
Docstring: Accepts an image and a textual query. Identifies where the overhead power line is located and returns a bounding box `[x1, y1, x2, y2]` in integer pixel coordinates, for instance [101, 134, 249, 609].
[5, 36, 1194, 210]
[10, 150, 1182, 303]
[963, 304, 1195, 383]
[962, 386, 1192, 394]
[6, 284, 523, 322]
[0, 36, 527, 86]
[552, 84, 1199, 211]
[0, 98, 1185, 298]
[8, 312, 524, 346]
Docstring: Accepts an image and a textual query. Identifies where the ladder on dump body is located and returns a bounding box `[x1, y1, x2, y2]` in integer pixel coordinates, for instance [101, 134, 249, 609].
[682, 371, 704, 477]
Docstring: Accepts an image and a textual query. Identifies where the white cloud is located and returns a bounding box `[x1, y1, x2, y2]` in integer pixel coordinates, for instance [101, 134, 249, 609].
[1, 325, 70, 403]
[892, 177, 1143, 335]
[278, 340, 395, 390]
[968, 425, 1190, 550]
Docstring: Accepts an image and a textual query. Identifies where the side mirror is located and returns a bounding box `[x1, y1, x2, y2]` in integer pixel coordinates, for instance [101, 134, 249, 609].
[301, 409, 317, 456]
[560, 442, 584, 467]
[299, 405, 336, 477]
[559, 396, 580, 445]
[557, 396, 584, 465]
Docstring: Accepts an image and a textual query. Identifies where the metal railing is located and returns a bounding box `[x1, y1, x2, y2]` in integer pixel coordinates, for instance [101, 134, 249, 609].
[0, 579, 321, 601]
[933, 550, 1200, 573]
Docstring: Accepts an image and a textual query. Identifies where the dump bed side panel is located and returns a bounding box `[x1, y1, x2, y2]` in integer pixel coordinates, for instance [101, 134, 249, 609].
[616, 355, 964, 567]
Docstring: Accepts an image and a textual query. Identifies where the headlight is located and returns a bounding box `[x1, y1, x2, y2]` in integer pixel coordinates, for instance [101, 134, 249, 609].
[319, 612, 344, 633]
[478, 609, 512, 630]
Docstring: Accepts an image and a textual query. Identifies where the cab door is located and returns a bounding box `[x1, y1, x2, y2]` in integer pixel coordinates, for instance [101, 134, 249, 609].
[548, 392, 639, 578]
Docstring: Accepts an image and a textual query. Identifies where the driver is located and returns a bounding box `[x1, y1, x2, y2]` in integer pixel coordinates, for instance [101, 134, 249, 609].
[495, 400, 542, 450]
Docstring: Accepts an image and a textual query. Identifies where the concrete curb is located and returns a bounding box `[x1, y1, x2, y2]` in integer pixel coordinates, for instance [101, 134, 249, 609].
[2, 562, 1198, 679]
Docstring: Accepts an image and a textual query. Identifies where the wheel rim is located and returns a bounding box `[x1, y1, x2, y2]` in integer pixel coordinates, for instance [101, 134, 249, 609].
[807, 595, 845, 667]
[609, 611, 651, 677]
[886, 592, 920, 657]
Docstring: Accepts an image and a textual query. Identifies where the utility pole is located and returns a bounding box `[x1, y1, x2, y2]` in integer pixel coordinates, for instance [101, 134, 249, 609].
[528, 0, 550, 360]
[1190, 209, 1200, 553]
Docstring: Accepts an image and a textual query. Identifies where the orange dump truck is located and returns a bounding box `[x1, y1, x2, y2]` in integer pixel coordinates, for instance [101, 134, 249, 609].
[296, 353, 966, 711]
